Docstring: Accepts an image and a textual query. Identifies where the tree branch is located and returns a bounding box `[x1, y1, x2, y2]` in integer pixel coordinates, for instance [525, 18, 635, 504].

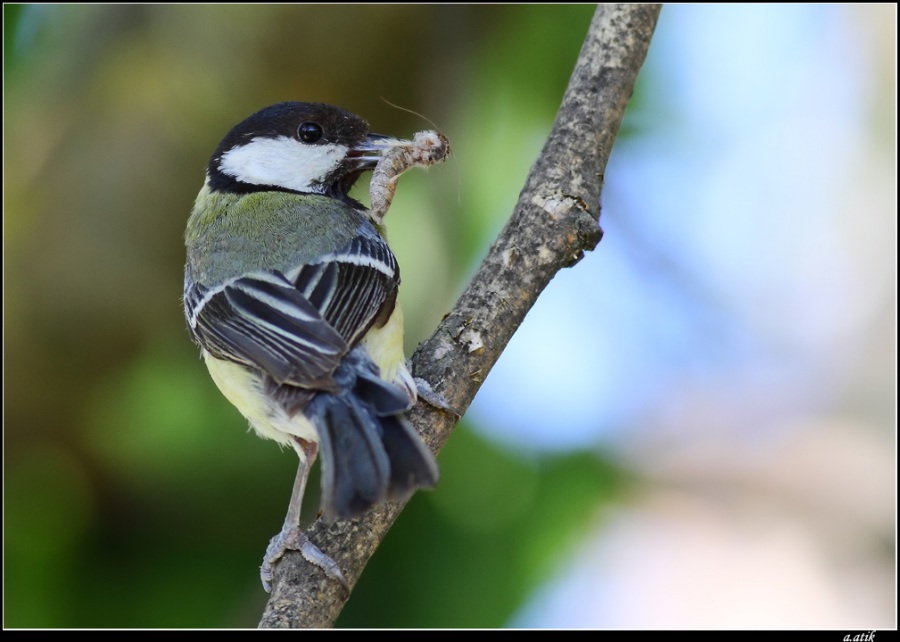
[259, 3, 661, 628]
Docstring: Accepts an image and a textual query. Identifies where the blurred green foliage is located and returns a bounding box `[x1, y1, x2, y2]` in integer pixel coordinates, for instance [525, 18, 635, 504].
[5, 4, 631, 627]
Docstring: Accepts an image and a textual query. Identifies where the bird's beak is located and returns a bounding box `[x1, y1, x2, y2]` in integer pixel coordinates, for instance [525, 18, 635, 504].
[346, 133, 405, 171]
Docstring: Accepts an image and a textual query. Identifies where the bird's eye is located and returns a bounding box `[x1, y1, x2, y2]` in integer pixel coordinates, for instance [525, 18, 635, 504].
[297, 122, 323, 144]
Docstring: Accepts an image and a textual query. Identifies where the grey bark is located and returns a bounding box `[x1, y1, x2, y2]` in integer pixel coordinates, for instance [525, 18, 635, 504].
[259, 3, 662, 628]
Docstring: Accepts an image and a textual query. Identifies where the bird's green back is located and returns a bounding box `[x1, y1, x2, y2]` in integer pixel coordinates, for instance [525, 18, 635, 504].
[185, 185, 368, 285]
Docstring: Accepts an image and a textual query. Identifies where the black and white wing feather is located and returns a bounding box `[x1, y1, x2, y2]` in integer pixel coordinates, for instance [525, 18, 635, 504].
[290, 235, 399, 346]
[185, 233, 400, 394]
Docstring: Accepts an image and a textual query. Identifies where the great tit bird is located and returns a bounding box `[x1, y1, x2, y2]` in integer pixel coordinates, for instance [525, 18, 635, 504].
[183, 102, 439, 591]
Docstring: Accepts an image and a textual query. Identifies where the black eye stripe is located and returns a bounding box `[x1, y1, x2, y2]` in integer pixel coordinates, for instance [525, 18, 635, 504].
[298, 122, 324, 144]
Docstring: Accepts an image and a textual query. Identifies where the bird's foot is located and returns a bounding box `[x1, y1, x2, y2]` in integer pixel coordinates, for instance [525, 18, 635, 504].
[260, 526, 349, 593]
[414, 376, 461, 417]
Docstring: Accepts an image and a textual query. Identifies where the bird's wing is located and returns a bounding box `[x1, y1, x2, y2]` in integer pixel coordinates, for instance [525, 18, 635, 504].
[289, 234, 400, 347]
[185, 233, 399, 390]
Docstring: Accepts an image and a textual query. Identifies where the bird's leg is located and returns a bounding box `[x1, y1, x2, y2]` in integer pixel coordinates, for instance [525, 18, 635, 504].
[260, 439, 349, 593]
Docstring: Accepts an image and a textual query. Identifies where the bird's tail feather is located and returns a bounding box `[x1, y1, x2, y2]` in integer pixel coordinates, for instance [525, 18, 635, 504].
[307, 348, 438, 520]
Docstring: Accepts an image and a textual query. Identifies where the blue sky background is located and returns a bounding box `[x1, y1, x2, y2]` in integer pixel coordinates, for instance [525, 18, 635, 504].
[466, 5, 896, 627]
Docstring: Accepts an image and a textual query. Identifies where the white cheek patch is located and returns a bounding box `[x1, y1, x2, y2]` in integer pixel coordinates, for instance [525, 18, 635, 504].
[219, 136, 348, 193]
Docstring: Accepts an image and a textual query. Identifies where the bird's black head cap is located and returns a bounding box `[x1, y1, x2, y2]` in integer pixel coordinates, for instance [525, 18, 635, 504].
[207, 102, 375, 201]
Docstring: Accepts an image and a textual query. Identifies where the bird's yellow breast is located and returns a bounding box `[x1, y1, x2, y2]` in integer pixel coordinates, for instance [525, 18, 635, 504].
[203, 353, 318, 450]
[360, 302, 416, 402]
